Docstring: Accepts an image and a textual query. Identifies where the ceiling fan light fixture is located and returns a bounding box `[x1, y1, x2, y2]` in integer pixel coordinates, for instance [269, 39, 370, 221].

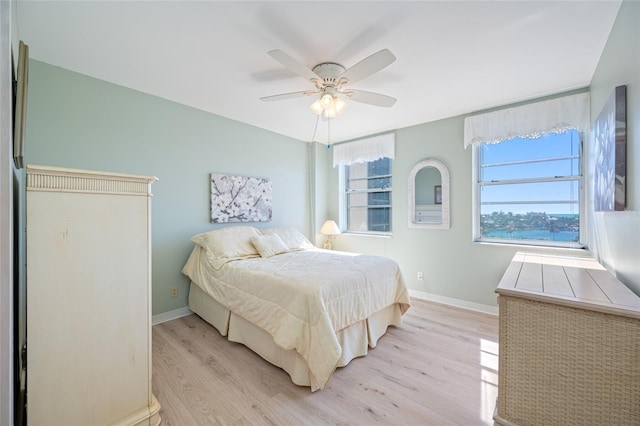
[323, 107, 338, 119]
[310, 94, 348, 118]
[333, 97, 347, 113]
[320, 94, 333, 108]
[310, 99, 324, 115]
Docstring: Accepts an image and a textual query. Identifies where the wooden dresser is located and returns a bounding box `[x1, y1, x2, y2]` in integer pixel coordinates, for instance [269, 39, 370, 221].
[494, 251, 640, 426]
[26, 165, 160, 425]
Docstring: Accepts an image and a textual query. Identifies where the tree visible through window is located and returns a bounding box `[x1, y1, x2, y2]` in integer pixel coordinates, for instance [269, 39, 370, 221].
[344, 157, 392, 233]
[475, 130, 583, 248]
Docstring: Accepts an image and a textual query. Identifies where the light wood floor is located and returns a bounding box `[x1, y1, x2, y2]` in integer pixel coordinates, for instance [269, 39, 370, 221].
[152, 298, 499, 425]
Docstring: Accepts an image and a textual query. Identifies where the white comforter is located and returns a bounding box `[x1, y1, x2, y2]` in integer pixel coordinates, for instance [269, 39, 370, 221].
[182, 247, 410, 390]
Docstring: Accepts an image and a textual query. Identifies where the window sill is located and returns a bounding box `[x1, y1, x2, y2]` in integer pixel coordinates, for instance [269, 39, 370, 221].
[473, 239, 588, 253]
[342, 231, 392, 239]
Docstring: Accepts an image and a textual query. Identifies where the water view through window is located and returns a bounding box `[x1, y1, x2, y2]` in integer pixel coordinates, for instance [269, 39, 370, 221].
[478, 131, 581, 245]
[481, 212, 579, 242]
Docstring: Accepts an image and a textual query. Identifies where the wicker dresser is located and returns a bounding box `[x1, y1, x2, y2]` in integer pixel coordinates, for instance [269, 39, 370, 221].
[494, 252, 640, 426]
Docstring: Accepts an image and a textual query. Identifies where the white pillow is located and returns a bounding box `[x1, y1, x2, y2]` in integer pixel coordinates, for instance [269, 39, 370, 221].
[250, 234, 289, 258]
[261, 227, 313, 251]
[190, 226, 261, 269]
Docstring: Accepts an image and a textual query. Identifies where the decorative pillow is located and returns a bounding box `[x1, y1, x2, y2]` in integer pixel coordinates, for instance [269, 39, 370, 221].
[261, 227, 314, 251]
[250, 234, 289, 258]
[190, 226, 261, 269]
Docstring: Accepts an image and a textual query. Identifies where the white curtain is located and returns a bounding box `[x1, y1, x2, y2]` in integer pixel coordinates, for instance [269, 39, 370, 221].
[333, 133, 395, 167]
[463, 92, 590, 148]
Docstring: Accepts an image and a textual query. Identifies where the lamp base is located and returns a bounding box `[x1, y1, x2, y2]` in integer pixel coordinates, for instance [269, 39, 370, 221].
[323, 241, 332, 250]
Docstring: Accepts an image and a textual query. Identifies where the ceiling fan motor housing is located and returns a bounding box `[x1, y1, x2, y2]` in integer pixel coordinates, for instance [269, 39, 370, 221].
[312, 62, 346, 87]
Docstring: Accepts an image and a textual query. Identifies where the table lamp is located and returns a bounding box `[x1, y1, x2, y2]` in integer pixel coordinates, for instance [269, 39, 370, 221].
[320, 220, 341, 250]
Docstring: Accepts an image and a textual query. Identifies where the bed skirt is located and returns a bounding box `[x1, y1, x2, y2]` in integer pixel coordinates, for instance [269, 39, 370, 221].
[188, 281, 402, 389]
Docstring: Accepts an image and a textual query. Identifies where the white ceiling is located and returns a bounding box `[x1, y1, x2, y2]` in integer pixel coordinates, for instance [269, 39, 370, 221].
[16, 1, 621, 144]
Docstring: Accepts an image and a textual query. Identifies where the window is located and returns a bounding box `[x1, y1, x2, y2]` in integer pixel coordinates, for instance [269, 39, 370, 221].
[344, 157, 392, 233]
[334, 133, 395, 235]
[474, 130, 583, 248]
[465, 92, 589, 249]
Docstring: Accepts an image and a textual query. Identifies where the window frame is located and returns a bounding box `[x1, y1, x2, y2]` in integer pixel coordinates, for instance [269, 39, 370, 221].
[339, 157, 393, 235]
[472, 131, 586, 249]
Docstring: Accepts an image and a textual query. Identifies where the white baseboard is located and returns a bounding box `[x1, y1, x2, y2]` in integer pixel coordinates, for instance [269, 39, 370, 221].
[152, 306, 192, 325]
[409, 289, 498, 316]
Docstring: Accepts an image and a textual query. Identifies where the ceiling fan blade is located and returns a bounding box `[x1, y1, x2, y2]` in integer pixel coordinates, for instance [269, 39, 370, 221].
[339, 49, 396, 85]
[267, 50, 320, 82]
[260, 91, 316, 102]
[345, 89, 397, 107]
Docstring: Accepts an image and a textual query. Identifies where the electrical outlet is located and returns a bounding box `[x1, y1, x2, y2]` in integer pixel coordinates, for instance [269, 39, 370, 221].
[417, 272, 424, 281]
[170, 287, 178, 298]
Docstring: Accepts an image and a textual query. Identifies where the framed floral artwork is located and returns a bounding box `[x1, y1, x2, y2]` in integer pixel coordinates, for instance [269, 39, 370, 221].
[594, 85, 626, 211]
[210, 173, 272, 223]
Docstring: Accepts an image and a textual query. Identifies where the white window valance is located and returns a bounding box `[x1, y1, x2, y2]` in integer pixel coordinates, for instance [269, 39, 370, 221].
[333, 133, 395, 167]
[463, 92, 590, 148]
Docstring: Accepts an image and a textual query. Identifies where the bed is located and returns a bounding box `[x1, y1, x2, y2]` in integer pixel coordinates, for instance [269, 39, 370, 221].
[181, 225, 410, 391]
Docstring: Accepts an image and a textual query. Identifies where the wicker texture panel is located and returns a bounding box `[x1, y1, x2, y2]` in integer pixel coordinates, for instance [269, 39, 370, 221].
[498, 296, 640, 426]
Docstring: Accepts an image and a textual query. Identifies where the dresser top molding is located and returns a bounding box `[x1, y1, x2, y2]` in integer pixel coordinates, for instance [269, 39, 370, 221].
[26, 164, 158, 196]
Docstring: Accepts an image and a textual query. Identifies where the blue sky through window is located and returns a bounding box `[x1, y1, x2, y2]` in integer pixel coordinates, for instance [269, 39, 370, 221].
[480, 130, 580, 215]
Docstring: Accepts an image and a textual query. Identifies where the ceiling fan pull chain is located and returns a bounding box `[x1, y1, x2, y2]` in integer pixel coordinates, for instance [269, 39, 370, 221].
[310, 114, 320, 143]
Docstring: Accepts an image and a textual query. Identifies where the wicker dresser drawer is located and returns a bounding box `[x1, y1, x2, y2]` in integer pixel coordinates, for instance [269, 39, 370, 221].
[494, 252, 640, 426]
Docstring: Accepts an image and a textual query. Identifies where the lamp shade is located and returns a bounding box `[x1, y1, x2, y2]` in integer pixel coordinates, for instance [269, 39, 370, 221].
[310, 99, 324, 115]
[333, 97, 347, 113]
[320, 94, 333, 107]
[320, 220, 341, 236]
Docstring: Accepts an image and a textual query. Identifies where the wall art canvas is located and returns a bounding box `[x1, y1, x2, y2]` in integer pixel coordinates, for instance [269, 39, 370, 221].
[210, 173, 272, 223]
[594, 85, 626, 211]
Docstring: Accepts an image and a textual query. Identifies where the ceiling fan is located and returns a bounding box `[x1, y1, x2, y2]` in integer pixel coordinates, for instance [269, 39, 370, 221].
[260, 49, 397, 118]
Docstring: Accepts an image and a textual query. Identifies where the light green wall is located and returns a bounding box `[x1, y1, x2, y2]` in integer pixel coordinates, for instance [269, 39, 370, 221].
[24, 60, 310, 315]
[311, 142, 332, 243]
[326, 118, 519, 307]
[328, 106, 609, 307]
[589, 0, 640, 295]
